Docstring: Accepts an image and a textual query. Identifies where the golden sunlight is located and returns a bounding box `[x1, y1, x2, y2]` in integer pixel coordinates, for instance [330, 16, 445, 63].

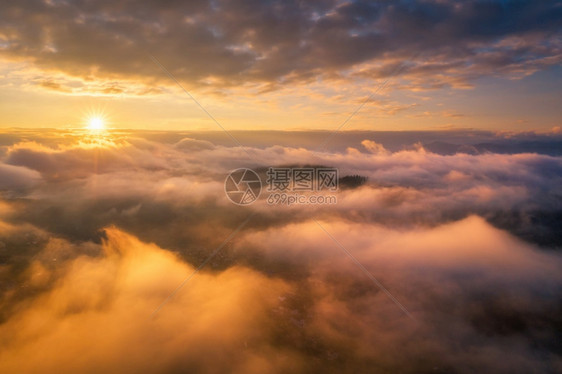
[88, 117, 105, 131]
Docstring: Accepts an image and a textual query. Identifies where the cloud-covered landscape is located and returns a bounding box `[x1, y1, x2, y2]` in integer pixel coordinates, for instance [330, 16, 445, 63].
[0, 129, 561, 373]
[1, 0, 562, 372]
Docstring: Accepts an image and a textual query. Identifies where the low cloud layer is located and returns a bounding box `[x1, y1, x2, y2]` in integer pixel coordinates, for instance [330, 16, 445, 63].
[0, 129, 561, 372]
[1, 217, 561, 373]
[0, 227, 292, 374]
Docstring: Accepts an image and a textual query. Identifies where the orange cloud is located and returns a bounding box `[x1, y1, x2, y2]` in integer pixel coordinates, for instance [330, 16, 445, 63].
[0, 227, 293, 374]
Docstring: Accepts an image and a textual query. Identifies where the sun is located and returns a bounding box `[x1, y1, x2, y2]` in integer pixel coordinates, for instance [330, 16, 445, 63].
[88, 117, 105, 131]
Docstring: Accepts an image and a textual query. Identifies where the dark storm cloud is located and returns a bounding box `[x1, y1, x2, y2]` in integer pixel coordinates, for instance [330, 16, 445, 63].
[0, 0, 560, 91]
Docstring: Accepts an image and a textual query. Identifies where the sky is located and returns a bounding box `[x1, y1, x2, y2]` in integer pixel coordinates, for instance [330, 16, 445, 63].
[0, 0, 561, 131]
